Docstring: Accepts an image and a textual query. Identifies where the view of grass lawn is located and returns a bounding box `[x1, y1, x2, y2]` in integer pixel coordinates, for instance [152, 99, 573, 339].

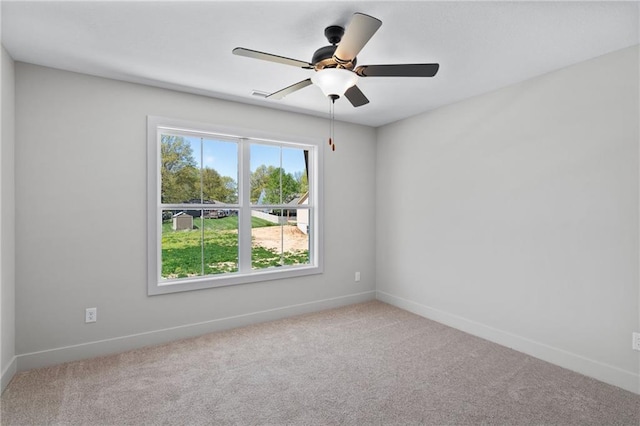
[161, 215, 309, 279]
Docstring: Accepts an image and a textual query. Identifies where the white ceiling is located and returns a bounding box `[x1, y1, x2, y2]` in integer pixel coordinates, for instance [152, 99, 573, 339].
[2, 1, 638, 127]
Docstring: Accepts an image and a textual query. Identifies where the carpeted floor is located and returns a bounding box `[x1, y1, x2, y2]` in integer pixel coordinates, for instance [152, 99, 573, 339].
[1, 301, 639, 425]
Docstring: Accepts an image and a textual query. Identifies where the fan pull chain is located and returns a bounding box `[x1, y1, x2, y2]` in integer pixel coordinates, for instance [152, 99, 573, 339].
[328, 97, 332, 147]
[328, 96, 336, 151]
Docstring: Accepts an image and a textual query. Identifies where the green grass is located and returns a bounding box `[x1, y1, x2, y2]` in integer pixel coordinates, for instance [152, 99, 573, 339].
[161, 216, 309, 279]
[251, 246, 309, 269]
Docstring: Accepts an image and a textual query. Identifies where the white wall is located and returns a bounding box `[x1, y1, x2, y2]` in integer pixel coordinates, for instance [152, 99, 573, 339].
[14, 63, 376, 369]
[376, 45, 640, 394]
[1, 45, 16, 392]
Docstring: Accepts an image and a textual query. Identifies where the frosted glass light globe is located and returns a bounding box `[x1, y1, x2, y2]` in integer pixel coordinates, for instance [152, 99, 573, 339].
[311, 68, 358, 98]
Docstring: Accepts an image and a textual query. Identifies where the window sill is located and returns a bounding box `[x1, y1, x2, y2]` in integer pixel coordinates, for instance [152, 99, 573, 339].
[149, 264, 323, 295]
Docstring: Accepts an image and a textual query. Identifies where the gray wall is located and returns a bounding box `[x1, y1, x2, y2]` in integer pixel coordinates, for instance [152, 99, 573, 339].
[376, 45, 640, 393]
[7, 46, 639, 395]
[1, 45, 16, 391]
[14, 63, 376, 368]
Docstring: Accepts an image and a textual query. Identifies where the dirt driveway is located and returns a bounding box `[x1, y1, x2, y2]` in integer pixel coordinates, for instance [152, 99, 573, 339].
[252, 225, 309, 252]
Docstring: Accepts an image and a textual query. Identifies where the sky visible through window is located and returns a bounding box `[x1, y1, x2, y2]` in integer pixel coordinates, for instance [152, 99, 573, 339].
[185, 137, 306, 181]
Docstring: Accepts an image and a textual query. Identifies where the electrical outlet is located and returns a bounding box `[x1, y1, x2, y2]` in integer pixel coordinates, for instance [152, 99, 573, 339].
[85, 307, 97, 323]
[355, 271, 361, 282]
[633, 332, 640, 351]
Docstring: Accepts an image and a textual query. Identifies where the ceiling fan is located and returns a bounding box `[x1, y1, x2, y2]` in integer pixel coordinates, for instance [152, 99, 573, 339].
[232, 12, 440, 107]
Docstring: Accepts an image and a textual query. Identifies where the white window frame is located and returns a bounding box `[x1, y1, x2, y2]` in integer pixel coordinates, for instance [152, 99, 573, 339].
[147, 116, 324, 295]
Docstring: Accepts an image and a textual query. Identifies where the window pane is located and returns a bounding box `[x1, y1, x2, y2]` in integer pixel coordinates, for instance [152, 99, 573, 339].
[250, 144, 308, 206]
[201, 138, 238, 204]
[162, 209, 240, 280]
[251, 209, 310, 270]
[252, 208, 283, 269]
[283, 146, 309, 201]
[160, 135, 199, 204]
[290, 206, 311, 264]
[250, 144, 281, 205]
[283, 207, 310, 266]
[203, 210, 239, 275]
[161, 209, 203, 279]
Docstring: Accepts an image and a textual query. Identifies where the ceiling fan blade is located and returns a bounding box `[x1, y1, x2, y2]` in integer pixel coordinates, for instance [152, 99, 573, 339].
[233, 47, 313, 69]
[333, 13, 382, 63]
[355, 63, 440, 77]
[344, 85, 369, 107]
[267, 79, 313, 100]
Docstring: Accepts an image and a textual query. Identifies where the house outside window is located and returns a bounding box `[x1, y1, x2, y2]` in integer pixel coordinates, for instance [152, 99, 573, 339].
[147, 116, 323, 295]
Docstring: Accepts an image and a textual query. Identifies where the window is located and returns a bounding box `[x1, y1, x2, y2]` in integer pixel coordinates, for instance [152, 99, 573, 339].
[147, 116, 323, 295]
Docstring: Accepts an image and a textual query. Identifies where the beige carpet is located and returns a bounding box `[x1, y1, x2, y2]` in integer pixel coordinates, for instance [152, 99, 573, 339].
[1, 301, 639, 425]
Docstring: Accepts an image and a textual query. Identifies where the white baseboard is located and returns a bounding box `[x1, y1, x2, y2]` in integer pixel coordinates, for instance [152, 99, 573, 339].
[1, 356, 17, 394]
[376, 290, 640, 395]
[17, 291, 376, 373]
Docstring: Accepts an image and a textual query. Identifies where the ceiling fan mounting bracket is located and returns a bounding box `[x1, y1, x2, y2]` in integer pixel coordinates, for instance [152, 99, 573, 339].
[324, 26, 344, 45]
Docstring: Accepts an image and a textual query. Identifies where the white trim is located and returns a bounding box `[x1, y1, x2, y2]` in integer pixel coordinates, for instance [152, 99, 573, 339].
[153, 265, 322, 295]
[16, 291, 375, 372]
[239, 139, 251, 272]
[376, 290, 640, 395]
[1, 356, 17, 394]
[147, 116, 324, 295]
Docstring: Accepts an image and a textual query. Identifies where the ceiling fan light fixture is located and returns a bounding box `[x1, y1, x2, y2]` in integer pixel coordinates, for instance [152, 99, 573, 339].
[311, 68, 358, 98]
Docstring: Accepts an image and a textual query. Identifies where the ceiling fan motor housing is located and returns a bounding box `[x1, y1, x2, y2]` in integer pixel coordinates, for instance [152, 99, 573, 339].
[312, 26, 357, 71]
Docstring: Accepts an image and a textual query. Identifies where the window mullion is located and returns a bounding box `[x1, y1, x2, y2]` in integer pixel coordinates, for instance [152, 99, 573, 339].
[238, 139, 252, 273]
[279, 147, 283, 205]
[200, 138, 205, 277]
